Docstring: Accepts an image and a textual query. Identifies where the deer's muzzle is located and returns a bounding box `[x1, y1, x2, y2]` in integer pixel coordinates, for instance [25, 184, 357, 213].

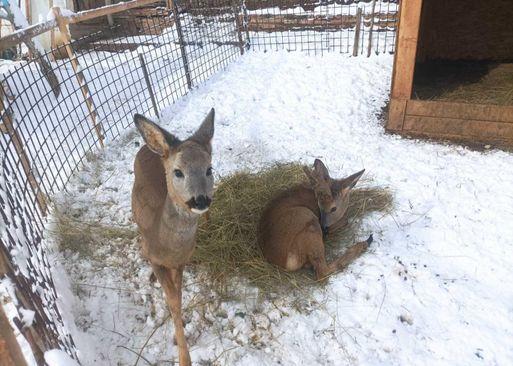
[186, 195, 211, 213]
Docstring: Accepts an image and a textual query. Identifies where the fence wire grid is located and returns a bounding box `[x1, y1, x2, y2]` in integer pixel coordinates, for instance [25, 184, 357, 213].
[0, 0, 398, 362]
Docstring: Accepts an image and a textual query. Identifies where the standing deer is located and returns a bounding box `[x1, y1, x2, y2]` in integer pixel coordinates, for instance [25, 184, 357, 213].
[258, 159, 372, 280]
[131, 109, 215, 366]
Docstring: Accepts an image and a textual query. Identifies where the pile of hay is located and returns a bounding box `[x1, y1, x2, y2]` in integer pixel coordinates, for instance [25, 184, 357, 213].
[193, 163, 393, 298]
[413, 61, 513, 106]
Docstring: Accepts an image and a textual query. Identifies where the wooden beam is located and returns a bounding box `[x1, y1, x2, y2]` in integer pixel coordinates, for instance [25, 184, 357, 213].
[406, 100, 513, 123]
[389, 0, 423, 100]
[66, 0, 157, 24]
[0, 0, 158, 50]
[0, 20, 57, 50]
[402, 115, 513, 144]
[0, 304, 28, 366]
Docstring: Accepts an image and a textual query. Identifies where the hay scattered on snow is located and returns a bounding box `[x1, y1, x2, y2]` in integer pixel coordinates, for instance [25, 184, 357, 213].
[51, 206, 137, 261]
[193, 163, 393, 298]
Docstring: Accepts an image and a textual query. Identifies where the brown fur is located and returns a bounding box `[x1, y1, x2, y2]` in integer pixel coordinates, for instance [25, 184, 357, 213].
[258, 160, 369, 280]
[132, 110, 215, 366]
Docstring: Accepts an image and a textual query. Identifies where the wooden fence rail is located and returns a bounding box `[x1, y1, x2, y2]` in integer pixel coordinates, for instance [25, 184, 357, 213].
[0, 0, 158, 50]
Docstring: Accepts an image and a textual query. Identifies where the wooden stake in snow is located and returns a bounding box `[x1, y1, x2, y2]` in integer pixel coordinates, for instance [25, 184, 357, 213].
[52, 6, 104, 147]
[367, 0, 377, 57]
[353, 7, 362, 57]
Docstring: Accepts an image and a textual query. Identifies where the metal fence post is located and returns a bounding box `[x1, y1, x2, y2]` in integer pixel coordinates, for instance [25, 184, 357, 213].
[353, 7, 363, 57]
[241, 0, 251, 50]
[0, 85, 47, 214]
[233, 1, 245, 55]
[138, 53, 160, 118]
[52, 6, 104, 147]
[172, 0, 193, 90]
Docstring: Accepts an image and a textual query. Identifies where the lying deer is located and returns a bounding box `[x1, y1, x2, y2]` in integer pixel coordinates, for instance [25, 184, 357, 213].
[258, 159, 372, 280]
[131, 109, 215, 366]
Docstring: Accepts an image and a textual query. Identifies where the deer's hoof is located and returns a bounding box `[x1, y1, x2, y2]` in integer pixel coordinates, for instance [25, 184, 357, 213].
[366, 234, 374, 245]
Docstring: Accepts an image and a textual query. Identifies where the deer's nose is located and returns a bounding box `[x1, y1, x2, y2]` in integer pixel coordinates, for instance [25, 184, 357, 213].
[194, 195, 211, 210]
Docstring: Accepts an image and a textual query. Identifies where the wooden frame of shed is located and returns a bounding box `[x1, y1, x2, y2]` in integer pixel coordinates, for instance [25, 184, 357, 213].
[386, 0, 513, 146]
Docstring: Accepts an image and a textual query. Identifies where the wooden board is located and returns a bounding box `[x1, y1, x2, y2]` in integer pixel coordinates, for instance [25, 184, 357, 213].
[389, 0, 423, 100]
[245, 13, 396, 32]
[406, 100, 513, 124]
[387, 98, 513, 146]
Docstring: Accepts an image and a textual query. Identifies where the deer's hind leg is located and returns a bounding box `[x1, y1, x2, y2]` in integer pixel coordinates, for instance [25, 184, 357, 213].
[152, 264, 191, 366]
[307, 235, 372, 281]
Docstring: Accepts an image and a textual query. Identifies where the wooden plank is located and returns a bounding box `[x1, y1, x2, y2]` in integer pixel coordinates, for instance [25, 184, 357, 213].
[0, 0, 158, 50]
[402, 115, 513, 143]
[406, 100, 513, 124]
[389, 0, 423, 100]
[386, 98, 407, 131]
[66, 0, 157, 24]
[245, 13, 396, 32]
[0, 305, 28, 366]
[0, 21, 57, 50]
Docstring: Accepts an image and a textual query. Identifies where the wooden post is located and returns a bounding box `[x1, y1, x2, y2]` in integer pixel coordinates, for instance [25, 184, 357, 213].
[0, 246, 29, 366]
[352, 7, 362, 57]
[390, 0, 423, 100]
[232, 2, 244, 55]
[138, 53, 160, 118]
[367, 0, 376, 57]
[0, 303, 29, 366]
[172, 0, 192, 90]
[387, 0, 424, 132]
[0, 86, 47, 214]
[241, 0, 250, 50]
[105, 0, 114, 26]
[50, 0, 55, 51]
[52, 6, 104, 147]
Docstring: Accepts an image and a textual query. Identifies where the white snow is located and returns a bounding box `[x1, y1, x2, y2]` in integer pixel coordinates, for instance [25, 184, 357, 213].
[44, 349, 80, 366]
[19, 307, 35, 328]
[46, 50, 513, 366]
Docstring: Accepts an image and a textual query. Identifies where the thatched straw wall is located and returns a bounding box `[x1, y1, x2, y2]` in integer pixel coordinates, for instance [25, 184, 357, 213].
[417, 0, 513, 61]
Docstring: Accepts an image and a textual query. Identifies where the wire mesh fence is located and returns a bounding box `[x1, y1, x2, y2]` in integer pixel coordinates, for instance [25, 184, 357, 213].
[246, 0, 398, 54]
[0, 0, 398, 362]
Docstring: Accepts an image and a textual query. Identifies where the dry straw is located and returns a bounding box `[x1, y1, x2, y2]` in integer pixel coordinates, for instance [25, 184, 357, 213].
[52, 162, 393, 301]
[192, 163, 393, 299]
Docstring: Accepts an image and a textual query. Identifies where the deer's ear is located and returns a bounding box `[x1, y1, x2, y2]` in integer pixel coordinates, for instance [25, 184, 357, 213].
[313, 159, 330, 181]
[191, 108, 215, 148]
[302, 166, 317, 186]
[333, 169, 365, 193]
[134, 114, 179, 157]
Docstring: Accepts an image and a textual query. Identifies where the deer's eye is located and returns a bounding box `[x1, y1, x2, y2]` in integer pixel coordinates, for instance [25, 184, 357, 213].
[206, 167, 213, 176]
[174, 169, 184, 178]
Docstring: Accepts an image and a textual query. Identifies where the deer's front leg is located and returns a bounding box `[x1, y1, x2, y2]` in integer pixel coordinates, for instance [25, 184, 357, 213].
[152, 264, 191, 366]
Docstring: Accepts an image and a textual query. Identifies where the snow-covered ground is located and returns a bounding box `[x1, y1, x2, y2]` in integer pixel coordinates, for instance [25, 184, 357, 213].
[47, 51, 513, 366]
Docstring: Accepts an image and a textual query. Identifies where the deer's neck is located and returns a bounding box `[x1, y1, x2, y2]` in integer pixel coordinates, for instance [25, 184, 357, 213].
[161, 195, 198, 231]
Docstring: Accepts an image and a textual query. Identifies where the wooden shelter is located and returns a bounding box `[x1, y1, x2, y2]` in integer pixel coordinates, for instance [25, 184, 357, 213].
[387, 0, 513, 146]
